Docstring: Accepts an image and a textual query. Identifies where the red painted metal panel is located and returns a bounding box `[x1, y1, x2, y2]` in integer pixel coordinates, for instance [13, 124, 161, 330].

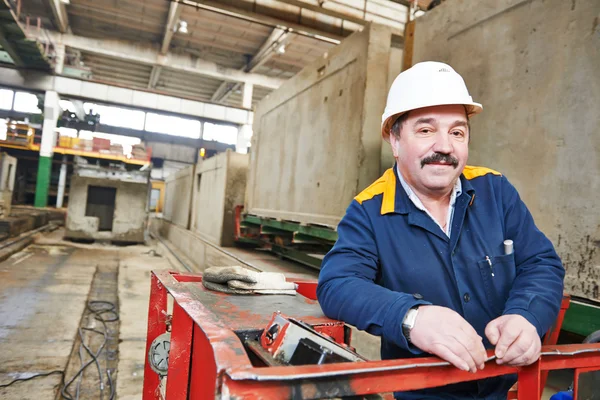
[165, 302, 194, 399]
[294, 280, 318, 300]
[189, 325, 217, 400]
[145, 271, 600, 399]
[517, 360, 541, 400]
[143, 272, 168, 400]
[540, 294, 571, 392]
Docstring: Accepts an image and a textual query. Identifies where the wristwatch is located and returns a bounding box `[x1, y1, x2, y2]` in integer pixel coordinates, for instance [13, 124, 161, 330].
[402, 306, 420, 343]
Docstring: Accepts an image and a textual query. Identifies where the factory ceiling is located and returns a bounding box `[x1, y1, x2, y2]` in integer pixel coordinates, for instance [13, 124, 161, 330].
[2, 0, 433, 110]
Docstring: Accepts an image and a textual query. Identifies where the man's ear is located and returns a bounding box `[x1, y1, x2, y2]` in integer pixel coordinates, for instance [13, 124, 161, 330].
[390, 135, 400, 158]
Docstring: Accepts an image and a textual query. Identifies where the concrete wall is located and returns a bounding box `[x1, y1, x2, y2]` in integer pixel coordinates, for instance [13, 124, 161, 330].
[163, 164, 194, 228]
[412, 0, 600, 300]
[190, 150, 248, 247]
[65, 175, 148, 243]
[146, 141, 197, 164]
[0, 153, 16, 216]
[150, 160, 191, 181]
[247, 24, 394, 228]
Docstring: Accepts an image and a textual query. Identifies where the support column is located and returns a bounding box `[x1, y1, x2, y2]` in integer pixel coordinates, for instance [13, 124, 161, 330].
[35, 90, 60, 208]
[56, 155, 67, 208]
[54, 43, 65, 75]
[236, 83, 253, 154]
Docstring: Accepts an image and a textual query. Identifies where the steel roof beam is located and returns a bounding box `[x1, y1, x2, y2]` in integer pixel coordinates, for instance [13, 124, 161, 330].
[151, 0, 183, 89]
[34, 31, 284, 89]
[211, 27, 291, 105]
[161, 0, 183, 54]
[48, 0, 70, 33]
[180, 0, 343, 43]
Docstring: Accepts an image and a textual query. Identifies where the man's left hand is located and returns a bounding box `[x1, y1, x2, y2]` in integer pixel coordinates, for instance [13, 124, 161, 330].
[485, 315, 541, 366]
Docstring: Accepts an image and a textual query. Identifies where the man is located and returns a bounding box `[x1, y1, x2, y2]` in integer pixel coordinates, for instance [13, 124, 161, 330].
[316, 61, 565, 399]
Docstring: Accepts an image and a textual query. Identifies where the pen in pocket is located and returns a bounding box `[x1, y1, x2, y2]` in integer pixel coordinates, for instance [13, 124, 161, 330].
[485, 255, 494, 277]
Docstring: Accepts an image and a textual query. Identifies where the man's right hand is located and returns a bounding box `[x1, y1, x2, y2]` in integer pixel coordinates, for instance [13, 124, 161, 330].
[409, 305, 487, 373]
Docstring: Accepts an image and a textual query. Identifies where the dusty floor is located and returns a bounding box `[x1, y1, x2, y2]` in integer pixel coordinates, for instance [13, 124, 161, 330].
[0, 228, 183, 400]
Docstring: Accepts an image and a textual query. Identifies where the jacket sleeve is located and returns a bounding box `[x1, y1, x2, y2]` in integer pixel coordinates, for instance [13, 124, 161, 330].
[317, 200, 430, 353]
[501, 176, 565, 336]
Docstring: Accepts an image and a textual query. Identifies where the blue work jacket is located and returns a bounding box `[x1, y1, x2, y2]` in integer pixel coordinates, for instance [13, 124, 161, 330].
[317, 165, 565, 399]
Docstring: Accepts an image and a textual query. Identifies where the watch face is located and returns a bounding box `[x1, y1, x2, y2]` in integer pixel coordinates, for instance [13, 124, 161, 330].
[148, 332, 171, 375]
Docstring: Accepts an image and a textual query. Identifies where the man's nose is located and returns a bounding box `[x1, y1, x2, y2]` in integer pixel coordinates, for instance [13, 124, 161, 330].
[432, 132, 453, 154]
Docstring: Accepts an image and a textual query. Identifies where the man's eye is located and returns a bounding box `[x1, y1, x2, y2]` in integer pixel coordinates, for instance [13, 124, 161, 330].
[420, 129, 432, 134]
[451, 131, 464, 137]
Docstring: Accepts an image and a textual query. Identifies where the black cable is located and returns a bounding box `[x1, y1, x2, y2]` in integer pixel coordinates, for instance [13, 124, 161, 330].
[60, 300, 119, 400]
[0, 370, 64, 389]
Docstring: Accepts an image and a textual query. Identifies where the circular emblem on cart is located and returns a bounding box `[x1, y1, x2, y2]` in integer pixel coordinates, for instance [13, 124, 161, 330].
[148, 332, 171, 376]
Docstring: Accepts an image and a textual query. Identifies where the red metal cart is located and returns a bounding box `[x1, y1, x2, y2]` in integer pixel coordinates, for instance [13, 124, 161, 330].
[143, 270, 600, 399]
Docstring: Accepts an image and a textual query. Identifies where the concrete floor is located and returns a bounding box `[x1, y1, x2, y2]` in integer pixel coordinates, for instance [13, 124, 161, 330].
[0, 228, 182, 399]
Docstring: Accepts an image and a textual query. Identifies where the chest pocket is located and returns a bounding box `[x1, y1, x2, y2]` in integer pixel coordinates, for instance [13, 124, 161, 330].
[477, 253, 516, 315]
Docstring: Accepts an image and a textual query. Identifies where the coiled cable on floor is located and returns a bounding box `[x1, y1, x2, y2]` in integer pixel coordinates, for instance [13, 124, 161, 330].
[61, 300, 119, 400]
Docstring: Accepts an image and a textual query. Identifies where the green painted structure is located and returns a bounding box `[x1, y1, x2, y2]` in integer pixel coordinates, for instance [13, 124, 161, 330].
[34, 156, 52, 208]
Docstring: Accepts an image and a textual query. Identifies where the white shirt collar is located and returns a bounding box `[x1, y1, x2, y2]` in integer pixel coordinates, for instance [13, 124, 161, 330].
[396, 165, 462, 236]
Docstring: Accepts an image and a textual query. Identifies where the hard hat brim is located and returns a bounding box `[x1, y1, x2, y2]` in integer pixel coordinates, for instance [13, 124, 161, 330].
[381, 101, 483, 142]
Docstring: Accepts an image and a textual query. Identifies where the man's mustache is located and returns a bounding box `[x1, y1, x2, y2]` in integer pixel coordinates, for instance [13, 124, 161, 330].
[421, 153, 459, 169]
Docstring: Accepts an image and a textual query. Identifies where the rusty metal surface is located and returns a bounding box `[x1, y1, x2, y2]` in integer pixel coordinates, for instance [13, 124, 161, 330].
[180, 281, 327, 331]
[143, 271, 600, 400]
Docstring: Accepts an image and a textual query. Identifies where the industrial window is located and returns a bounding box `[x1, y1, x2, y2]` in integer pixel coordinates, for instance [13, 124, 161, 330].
[145, 113, 201, 139]
[203, 122, 238, 145]
[83, 102, 145, 130]
[13, 92, 41, 114]
[0, 89, 13, 110]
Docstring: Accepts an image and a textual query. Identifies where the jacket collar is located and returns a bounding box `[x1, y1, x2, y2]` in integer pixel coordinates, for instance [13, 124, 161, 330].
[381, 163, 476, 215]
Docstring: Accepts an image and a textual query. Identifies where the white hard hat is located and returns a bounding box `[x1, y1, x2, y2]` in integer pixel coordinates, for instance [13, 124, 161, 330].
[381, 61, 482, 142]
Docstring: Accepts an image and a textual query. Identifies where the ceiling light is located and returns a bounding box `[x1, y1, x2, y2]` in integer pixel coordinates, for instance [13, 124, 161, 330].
[178, 20, 188, 34]
[60, 0, 70, 4]
[276, 44, 286, 54]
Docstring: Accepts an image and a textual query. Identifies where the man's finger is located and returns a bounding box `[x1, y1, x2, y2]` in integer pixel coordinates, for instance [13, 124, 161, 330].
[431, 343, 471, 372]
[497, 334, 531, 365]
[494, 323, 521, 359]
[453, 329, 486, 370]
[448, 336, 480, 373]
[485, 319, 502, 345]
[506, 340, 539, 366]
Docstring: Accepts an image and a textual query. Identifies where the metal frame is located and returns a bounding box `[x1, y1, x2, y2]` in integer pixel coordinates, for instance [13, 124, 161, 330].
[143, 270, 600, 399]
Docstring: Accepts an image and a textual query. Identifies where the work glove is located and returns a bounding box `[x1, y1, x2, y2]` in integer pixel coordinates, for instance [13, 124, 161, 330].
[202, 266, 296, 295]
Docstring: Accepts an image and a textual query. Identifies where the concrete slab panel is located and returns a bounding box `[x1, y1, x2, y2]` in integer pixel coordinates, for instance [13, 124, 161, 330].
[80, 80, 109, 101]
[132, 91, 158, 109]
[247, 24, 393, 228]
[412, 0, 600, 300]
[191, 151, 248, 247]
[106, 86, 134, 104]
[163, 165, 194, 228]
[54, 75, 81, 96]
[224, 107, 249, 124]
[181, 98, 204, 117]
[204, 103, 226, 121]
[156, 94, 181, 113]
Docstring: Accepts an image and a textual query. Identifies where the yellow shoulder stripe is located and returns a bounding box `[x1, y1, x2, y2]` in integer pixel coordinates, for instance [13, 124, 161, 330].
[463, 165, 501, 180]
[354, 175, 388, 205]
[354, 168, 396, 214]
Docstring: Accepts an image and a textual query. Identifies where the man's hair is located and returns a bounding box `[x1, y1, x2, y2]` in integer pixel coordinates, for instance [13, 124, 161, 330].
[389, 109, 471, 140]
[390, 113, 410, 139]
